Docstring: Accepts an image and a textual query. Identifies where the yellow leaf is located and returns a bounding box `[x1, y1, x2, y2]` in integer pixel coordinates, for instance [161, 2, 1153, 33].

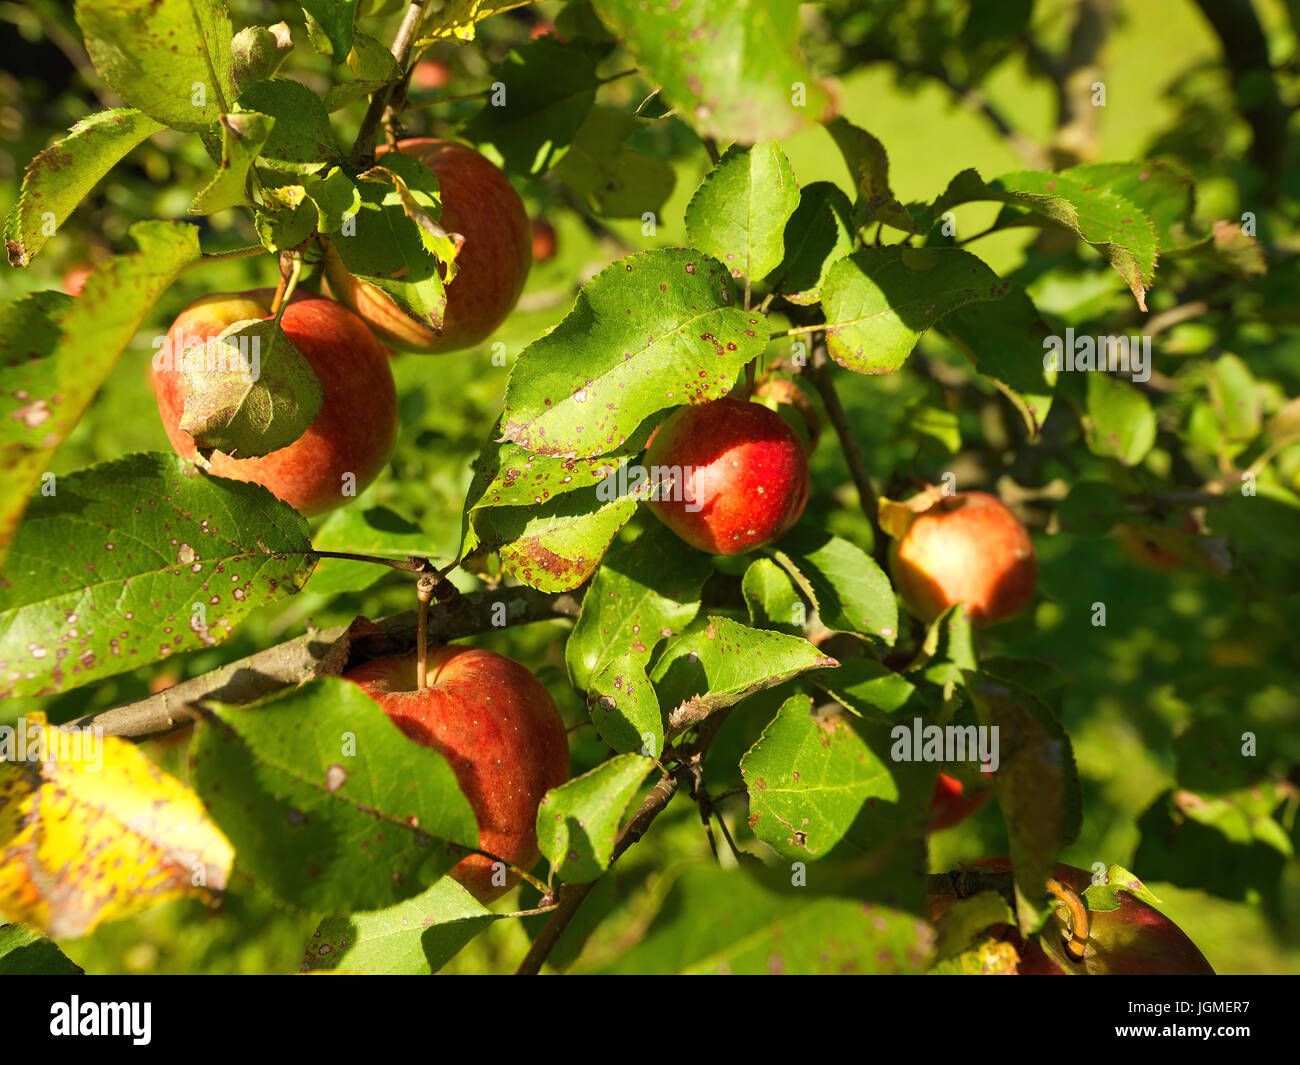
[0, 717, 233, 938]
[416, 0, 538, 44]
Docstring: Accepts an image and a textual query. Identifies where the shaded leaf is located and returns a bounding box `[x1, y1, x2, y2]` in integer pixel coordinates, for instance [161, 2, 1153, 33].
[536, 753, 654, 882]
[190, 111, 275, 215]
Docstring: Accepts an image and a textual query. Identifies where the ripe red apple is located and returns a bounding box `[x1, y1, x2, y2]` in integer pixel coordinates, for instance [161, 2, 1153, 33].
[324, 138, 531, 354]
[344, 647, 570, 902]
[886, 491, 1037, 626]
[151, 290, 398, 516]
[928, 770, 992, 831]
[642, 397, 810, 555]
[530, 217, 557, 264]
[928, 857, 1215, 975]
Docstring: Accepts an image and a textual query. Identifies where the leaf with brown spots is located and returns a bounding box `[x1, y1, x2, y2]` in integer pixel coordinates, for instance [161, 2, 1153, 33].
[590, 0, 834, 143]
[651, 616, 838, 735]
[740, 694, 932, 861]
[501, 249, 766, 458]
[586, 654, 663, 758]
[74, 0, 238, 131]
[4, 108, 165, 267]
[0, 714, 233, 939]
[536, 753, 654, 883]
[190, 678, 478, 912]
[0, 452, 315, 699]
[0, 221, 201, 566]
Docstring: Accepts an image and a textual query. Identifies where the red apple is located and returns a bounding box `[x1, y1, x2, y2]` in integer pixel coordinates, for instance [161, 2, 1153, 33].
[62, 264, 93, 297]
[343, 647, 570, 902]
[887, 491, 1037, 626]
[324, 138, 531, 354]
[530, 217, 557, 264]
[410, 59, 451, 91]
[928, 770, 992, 831]
[151, 290, 398, 516]
[642, 397, 810, 555]
[928, 857, 1215, 975]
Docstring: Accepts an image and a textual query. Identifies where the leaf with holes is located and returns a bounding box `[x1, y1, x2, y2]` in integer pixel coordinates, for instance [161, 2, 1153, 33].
[502, 249, 766, 457]
[0, 452, 314, 698]
[587, 654, 664, 758]
[189, 677, 479, 911]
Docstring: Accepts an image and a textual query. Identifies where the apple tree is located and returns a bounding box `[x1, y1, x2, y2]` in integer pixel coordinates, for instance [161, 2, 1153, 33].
[0, 0, 1297, 977]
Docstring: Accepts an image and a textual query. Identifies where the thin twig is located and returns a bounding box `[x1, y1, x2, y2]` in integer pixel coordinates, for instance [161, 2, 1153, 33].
[352, 0, 430, 165]
[515, 773, 680, 975]
[807, 343, 883, 546]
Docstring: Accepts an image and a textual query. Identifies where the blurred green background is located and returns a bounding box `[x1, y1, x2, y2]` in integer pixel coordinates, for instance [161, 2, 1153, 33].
[1, 0, 1297, 974]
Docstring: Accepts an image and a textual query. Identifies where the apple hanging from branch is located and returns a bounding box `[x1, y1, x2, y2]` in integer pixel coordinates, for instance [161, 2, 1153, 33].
[344, 647, 570, 902]
[324, 138, 532, 354]
[641, 396, 810, 555]
[151, 291, 398, 516]
[881, 490, 1038, 626]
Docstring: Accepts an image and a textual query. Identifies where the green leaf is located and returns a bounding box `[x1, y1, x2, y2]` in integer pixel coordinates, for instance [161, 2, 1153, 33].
[596, 864, 934, 974]
[591, 0, 833, 143]
[765, 181, 855, 305]
[303, 879, 496, 974]
[565, 522, 712, 691]
[254, 183, 317, 251]
[0, 924, 84, 975]
[741, 694, 932, 860]
[742, 557, 804, 635]
[1082, 864, 1163, 913]
[940, 284, 1056, 435]
[323, 154, 450, 334]
[968, 677, 1082, 931]
[813, 657, 922, 715]
[177, 317, 324, 459]
[1207, 353, 1261, 442]
[822, 247, 1011, 374]
[0, 452, 315, 698]
[553, 107, 676, 219]
[190, 677, 479, 911]
[929, 168, 1159, 310]
[310, 505, 437, 597]
[190, 111, 275, 215]
[586, 654, 663, 758]
[825, 118, 921, 233]
[469, 488, 636, 592]
[299, 0, 359, 60]
[1084, 373, 1156, 466]
[323, 29, 402, 111]
[231, 22, 294, 95]
[303, 166, 363, 233]
[685, 142, 799, 283]
[501, 249, 766, 457]
[461, 37, 603, 175]
[651, 616, 838, 734]
[769, 527, 898, 645]
[0, 221, 201, 564]
[931, 891, 1016, 962]
[4, 109, 165, 267]
[536, 753, 654, 882]
[75, 0, 237, 130]
[237, 78, 342, 175]
[1065, 161, 1197, 252]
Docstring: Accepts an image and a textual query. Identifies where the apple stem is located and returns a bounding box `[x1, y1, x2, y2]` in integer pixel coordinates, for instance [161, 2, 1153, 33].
[1046, 877, 1091, 961]
[269, 251, 301, 321]
[415, 574, 436, 690]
